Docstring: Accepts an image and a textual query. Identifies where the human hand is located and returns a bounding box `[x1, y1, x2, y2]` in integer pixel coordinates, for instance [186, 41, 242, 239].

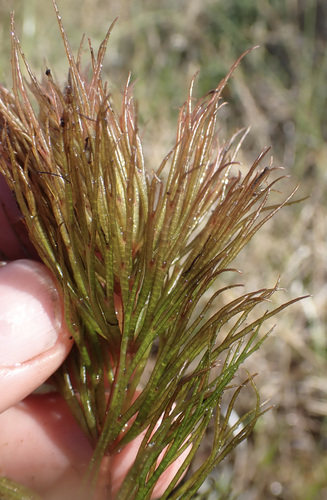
[0, 174, 186, 499]
[0, 259, 88, 499]
[0, 175, 40, 261]
[0, 261, 185, 499]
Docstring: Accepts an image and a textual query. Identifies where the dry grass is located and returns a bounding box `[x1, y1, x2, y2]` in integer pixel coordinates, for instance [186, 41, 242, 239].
[0, 0, 326, 498]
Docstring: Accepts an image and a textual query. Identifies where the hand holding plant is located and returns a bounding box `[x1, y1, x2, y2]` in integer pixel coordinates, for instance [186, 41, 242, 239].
[0, 260, 178, 500]
[0, 2, 305, 499]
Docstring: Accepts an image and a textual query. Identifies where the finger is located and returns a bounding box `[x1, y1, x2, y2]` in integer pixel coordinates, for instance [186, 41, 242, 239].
[0, 391, 189, 500]
[0, 260, 73, 413]
[0, 392, 92, 500]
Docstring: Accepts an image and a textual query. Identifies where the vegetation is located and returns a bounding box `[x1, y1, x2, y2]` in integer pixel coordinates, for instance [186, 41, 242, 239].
[0, 0, 325, 499]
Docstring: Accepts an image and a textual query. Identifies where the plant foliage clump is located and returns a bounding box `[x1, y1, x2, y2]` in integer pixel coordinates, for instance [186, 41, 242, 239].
[0, 2, 304, 499]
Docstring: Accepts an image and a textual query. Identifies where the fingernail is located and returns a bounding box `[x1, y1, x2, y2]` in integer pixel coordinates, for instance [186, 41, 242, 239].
[0, 260, 62, 366]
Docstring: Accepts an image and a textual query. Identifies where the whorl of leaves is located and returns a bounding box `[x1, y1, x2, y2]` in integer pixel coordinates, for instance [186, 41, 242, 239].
[0, 2, 305, 499]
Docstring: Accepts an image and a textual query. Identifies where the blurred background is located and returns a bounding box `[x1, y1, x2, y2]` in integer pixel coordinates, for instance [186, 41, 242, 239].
[0, 0, 326, 498]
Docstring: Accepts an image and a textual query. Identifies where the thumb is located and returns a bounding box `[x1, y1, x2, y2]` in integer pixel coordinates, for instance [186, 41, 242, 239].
[0, 260, 73, 413]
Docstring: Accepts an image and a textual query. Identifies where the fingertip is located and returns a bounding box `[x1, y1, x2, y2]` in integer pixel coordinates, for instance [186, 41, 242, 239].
[0, 260, 73, 412]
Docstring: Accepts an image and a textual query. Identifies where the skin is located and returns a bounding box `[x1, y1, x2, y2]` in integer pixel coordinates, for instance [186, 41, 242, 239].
[0, 176, 186, 499]
[0, 175, 40, 261]
[0, 259, 86, 499]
